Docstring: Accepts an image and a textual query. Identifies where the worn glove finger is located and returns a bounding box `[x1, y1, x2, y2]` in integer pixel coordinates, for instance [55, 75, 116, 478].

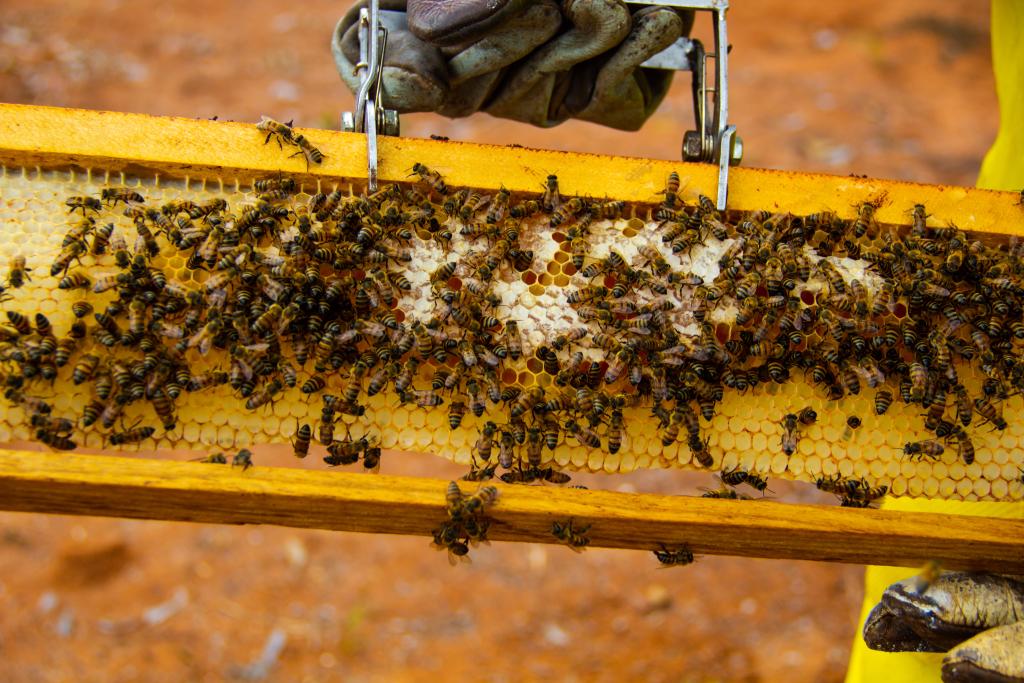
[446, 1, 561, 85]
[942, 621, 1024, 683]
[437, 1, 562, 118]
[862, 601, 948, 653]
[485, 0, 633, 127]
[571, 5, 687, 131]
[332, 1, 450, 113]
[864, 572, 1024, 653]
[406, 0, 533, 47]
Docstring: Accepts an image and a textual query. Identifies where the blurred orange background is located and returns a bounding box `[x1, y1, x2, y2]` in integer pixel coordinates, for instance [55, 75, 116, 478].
[0, 1, 996, 681]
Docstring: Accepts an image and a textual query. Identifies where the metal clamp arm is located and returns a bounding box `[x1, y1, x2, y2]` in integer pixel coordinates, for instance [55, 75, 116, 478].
[632, 0, 743, 210]
[342, 0, 399, 191]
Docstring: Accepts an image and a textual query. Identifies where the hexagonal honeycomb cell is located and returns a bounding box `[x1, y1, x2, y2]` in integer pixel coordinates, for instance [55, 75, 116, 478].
[0, 164, 1021, 504]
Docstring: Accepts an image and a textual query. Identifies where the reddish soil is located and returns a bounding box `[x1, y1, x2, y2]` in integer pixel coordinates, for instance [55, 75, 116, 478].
[0, 1, 996, 681]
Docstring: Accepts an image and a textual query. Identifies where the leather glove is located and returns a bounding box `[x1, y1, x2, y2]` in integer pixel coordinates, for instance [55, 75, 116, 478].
[863, 571, 1024, 682]
[332, 0, 693, 131]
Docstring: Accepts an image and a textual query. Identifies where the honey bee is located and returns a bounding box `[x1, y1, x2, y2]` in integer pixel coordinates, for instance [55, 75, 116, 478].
[497, 430, 516, 469]
[187, 370, 228, 393]
[245, 379, 283, 410]
[433, 523, 472, 565]
[817, 475, 887, 506]
[510, 386, 543, 419]
[4, 311, 31, 336]
[523, 425, 544, 468]
[700, 486, 753, 500]
[70, 301, 94, 319]
[902, 439, 945, 460]
[606, 405, 624, 455]
[852, 200, 876, 238]
[7, 256, 31, 289]
[402, 389, 442, 408]
[551, 519, 591, 552]
[324, 435, 371, 467]
[97, 187, 143, 206]
[550, 197, 587, 227]
[474, 421, 497, 461]
[29, 414, 74, 434]
[109, 426, 156, 446]
[288, 422, 312, 459]
[193, 452, 228, 465]
[659, 171, 681, 210]
[36, 429, 77, 451]
[840, 365, 861, 395]
[653, 544, 694, 567]
[150, 391, 177, 431]
[463, 457, 498, 481]
[254, 177, 296, 194]
[134, 217, 161, 255]
[444, 480, 467, 520]
[816, 260, 846, 294]
[497, 320, 523, 361]
[485, 187, 510, 224]
[542, 174, 561, 212]
[90, 273, 125, 294]
[688, 433, 713, 468]
[96, 394, 125, 429]
[462, 484, 499, 518]
[363, 446, 382, 473]
[510, 199, 542, 219]
[188, 319, 223, 355]
[716, 467, 750, 489]
[411, 162, 449, 196]
[57, 272, 91, 290]
[50, 240, 86, 277]
[232, 449, 254, 471]
[973, 397, 1007, 429]
[65, 195, 102, 215]
[256, 115, 295, 146]
[54, 337, 78, 367]
[564, 419, 601, 449]
[949, 430, 975, 465]
[443, 400, 468, 430]
[950, 385, 971, 426]
[910, 203, 929, 236]
[795, 406, 819, 425]
[458, 192, 485, 221]
[781, 413, 800, 456]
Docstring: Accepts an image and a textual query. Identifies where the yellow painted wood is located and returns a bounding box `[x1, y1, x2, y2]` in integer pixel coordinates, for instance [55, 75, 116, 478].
[1, 103, 1022, 235]
[0, 450, 1021, 572]
[1, 102, 1022, 549]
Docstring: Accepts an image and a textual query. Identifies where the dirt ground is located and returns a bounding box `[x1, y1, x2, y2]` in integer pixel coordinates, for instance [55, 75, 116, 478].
[0, 1, 998, 681]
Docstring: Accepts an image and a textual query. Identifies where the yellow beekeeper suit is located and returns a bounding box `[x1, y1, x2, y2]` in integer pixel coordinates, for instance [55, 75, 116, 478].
[845, 4, 1024, 680]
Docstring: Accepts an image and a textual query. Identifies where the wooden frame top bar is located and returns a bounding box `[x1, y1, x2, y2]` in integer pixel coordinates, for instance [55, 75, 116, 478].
[1, 103, 1022, 236]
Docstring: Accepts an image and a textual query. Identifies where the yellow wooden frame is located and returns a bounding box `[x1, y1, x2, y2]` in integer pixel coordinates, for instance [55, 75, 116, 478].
[1, 103, 1022, 234]
[1, 450, 1021, 572]
[0, 103, 1022, 569]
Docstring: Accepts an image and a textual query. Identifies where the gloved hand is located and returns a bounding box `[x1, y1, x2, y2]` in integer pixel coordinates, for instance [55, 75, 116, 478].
[332, 0, 693, 131]
[863, 571, 1024, 682]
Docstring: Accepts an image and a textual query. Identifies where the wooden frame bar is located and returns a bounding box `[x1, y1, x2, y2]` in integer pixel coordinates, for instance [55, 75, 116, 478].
[1, 103, 1023, 235]
[0, 450, 1021, 572]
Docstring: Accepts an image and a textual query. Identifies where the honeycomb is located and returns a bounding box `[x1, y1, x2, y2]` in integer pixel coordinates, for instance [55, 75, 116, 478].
[0, 163, 1022, 503]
